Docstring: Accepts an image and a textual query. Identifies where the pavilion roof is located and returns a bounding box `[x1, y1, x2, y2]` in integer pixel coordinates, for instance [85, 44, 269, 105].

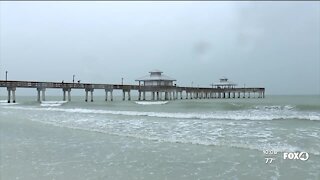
[135, 70, 176, 81]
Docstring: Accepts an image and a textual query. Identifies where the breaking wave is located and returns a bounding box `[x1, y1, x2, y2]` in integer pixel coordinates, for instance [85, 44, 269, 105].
[40, 101, 68, 107]
[0, 100, 19, 106]
[254, 105, 295, 111]
[135, 101, 168, 105]
[27, 116, 320, 156]
[4, 106, 320, 121]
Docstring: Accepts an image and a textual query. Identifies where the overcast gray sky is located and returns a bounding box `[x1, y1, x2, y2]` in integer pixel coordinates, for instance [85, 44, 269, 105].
[0, 1, 319, 95]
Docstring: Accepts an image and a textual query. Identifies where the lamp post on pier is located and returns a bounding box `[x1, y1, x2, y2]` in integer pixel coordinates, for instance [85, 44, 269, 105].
[73, 75, 75, 87]
[5, 71, 8, 81]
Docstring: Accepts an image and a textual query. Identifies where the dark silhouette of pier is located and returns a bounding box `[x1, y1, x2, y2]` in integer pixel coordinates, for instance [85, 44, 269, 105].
[0, 80, 265, 103]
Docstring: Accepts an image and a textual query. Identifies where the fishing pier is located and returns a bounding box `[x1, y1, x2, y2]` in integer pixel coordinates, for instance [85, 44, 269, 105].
[0, 70, 265, 103]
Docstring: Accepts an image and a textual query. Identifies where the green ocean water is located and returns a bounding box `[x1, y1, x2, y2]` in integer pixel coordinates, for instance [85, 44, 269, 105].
[1, 95, 319, 179]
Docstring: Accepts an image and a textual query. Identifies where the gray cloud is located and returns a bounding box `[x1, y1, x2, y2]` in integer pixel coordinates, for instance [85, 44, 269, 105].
[0, 2, 319, 95]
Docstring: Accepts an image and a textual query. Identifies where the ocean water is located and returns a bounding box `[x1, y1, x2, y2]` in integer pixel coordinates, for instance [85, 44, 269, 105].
[0, 95, 319, 180]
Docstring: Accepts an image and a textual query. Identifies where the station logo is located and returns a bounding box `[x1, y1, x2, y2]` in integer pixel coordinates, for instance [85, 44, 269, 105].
[283, 152, 309, 161]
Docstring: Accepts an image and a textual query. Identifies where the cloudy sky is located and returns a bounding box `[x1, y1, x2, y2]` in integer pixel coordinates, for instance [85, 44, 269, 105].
[0, 1, 319, 95]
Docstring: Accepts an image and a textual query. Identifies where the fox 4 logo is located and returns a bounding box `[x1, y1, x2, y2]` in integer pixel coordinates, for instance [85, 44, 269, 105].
[283, 152, 309, 161]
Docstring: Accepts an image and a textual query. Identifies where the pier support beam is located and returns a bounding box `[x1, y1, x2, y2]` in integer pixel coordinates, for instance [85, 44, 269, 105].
[143, 91, 146, 101]
[128, 91, 131, 101]
[68, 89, 71, 101]
[63, 90, 66, 101]
[63, 88, 71, 101]
[85, 89, 94, 102]
[7, 88, 11, 103]
[152, 92, 155, 100]
[42, 89, 46, 101]
[36, 88, 46, 102]
[85, 90, 88, 102]
[110, 90, 113, 101]
[37, 90, 41, 102]
[105, 90, 108, 101]
[138, 91, 141, 101]
[122, 90, 126, 101]
[42, 89, 45, 101]
[90, 89, 94, 102]
[12, 89, 16, 103]
[6, 87, 16, 103]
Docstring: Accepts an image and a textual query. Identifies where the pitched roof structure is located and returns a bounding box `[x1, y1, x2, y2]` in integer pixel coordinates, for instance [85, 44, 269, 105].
[213, 77, 237, 86]
[135, 69, 176, 81]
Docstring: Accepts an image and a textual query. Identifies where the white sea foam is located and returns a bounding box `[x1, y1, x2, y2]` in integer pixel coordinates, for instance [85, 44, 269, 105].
[4, 104, 318, 156]
[135, 101, 168, 105]
[25, 115, 320, 156]
[0, 100, 19, 105]
[53, 108, 320, 121]
[4, 106, 320, 121]
[254, 105, 295, 111]
[40, 101, 68, 107]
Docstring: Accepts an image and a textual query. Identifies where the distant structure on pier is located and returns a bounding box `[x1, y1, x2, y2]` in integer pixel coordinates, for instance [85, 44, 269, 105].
[135, 69, 176, 86]
[213, 77, 237, 89]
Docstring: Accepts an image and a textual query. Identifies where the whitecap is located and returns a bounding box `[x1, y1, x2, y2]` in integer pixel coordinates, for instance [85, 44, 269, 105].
[135, 101, 168, 105]
[40, 101, 68, 107]
[0, 100, 19, 105]
[254, 105, 295, 111]
[4, 106, 320, 121]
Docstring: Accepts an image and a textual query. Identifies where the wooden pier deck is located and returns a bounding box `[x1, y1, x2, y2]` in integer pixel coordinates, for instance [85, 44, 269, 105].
[0, 80, 265, 103]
